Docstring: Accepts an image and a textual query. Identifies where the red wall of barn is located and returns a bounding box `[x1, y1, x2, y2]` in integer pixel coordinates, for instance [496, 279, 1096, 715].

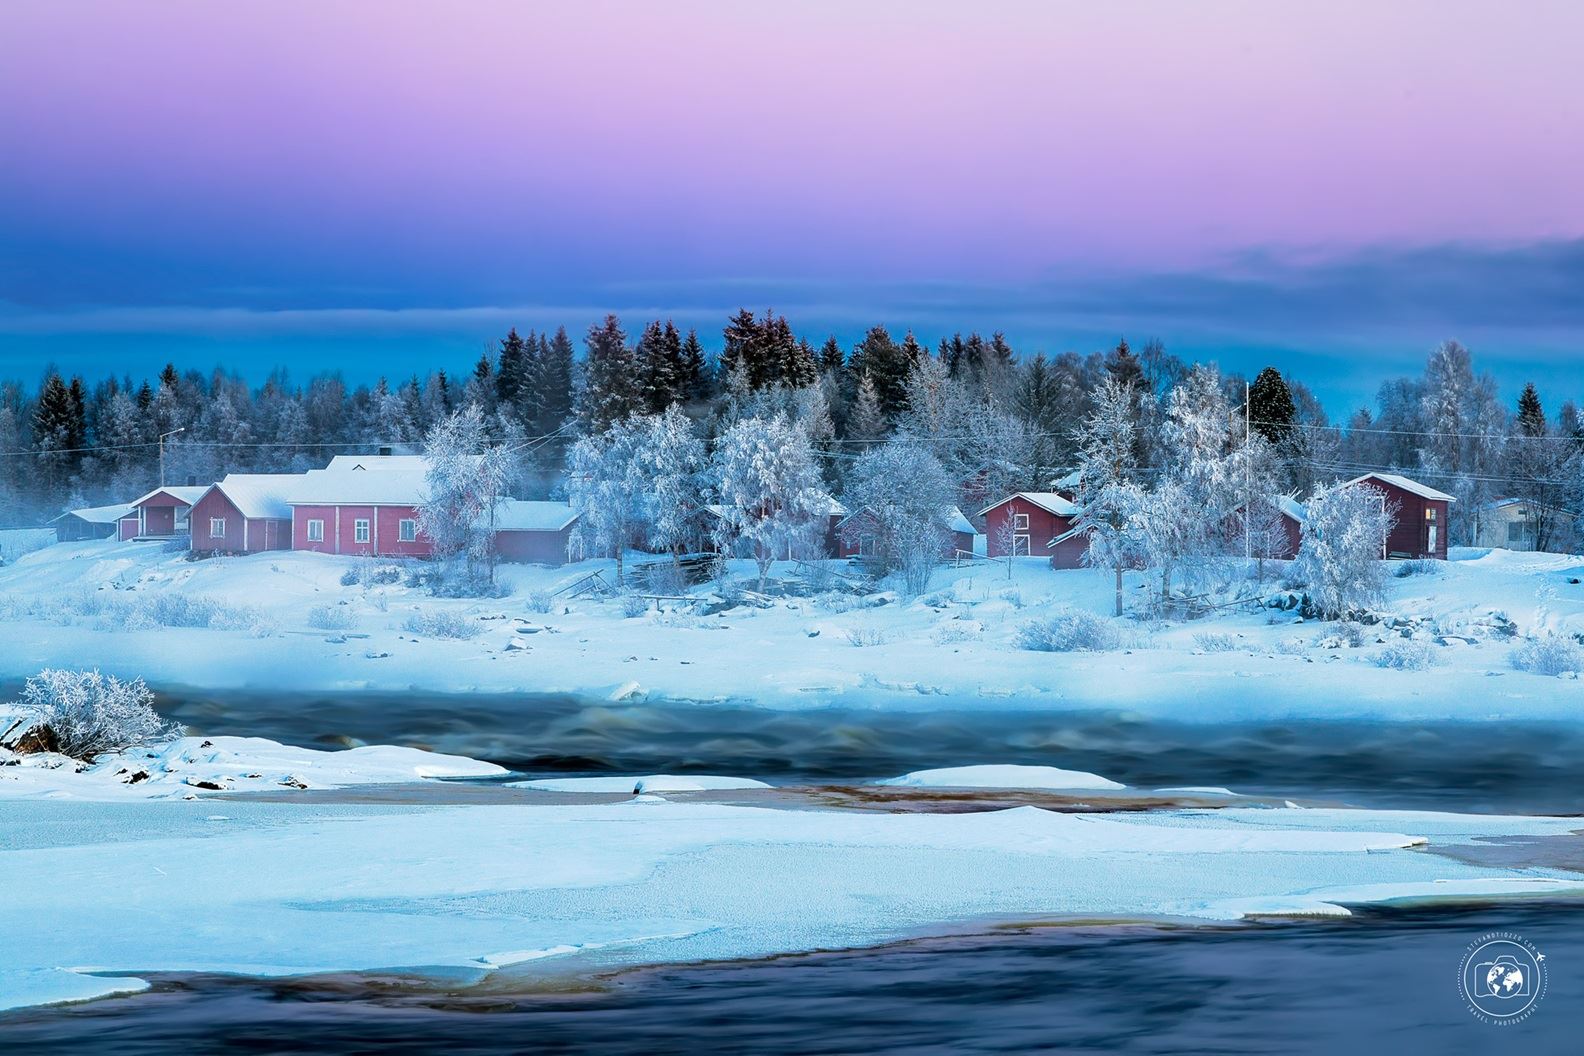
[291, 505, 432, 557]
[495, 527, 571, 565]
[1368, 482, 1449, 560]
[191, 491, 291, 553]
[982, 498, 1069, 557]
[1048, 531, 1088, 569]
[118, 516, 138, 541]
[140, 503, 177, 536]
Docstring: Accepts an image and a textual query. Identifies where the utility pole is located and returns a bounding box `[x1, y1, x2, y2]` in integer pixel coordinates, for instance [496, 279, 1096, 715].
[159, 427, 185, 487]
[1244, 380, 1251, 562]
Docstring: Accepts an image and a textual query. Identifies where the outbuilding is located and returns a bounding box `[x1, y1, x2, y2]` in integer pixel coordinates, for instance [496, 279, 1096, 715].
[491, 500, 579, 565]
[834, 506, 977, 560]
[51, 502, 132, 543]
[190, 474, 298, 554]
[1345, 473, 1453, 559]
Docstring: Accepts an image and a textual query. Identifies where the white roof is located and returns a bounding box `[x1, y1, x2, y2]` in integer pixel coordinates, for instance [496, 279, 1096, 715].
[1275, 495, 1307, 523]
[945, 506, 975, 536]
[1345, 473, 1456, 503]
[129, 485, 209, 509]
[1050, 469, 1083, 490]
[977, 491, 1080, 518]
[205, 474, 299, 520]
[492, 499, 579, 532]
[286, 468, 430, 506]
[324, 454, 430, 473]
[52, 502, 134, 525]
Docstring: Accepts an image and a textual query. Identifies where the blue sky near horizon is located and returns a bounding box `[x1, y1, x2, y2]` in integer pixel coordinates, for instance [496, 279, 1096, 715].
[3, 1, 1583, 417]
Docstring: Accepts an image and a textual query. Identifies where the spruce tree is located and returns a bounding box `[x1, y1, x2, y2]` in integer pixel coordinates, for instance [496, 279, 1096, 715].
[637, 319, 686, 412]
[680, 328, 710, 403]
[1248, 367, 1297, 446]
[720, 309, 759, 387]
[1104, 338, 1143, 390]
[576, 314, 641, 433]
[818, 336, 844, 375]
[534, 327, 575, 435]
[494, 328, 532, 418]
[1516, 382, 1545, 437]
[849, 326, 908, 421]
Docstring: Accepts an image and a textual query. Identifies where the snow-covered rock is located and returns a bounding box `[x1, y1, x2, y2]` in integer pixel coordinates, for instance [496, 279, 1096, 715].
[875, 764, 1125, 791]
[510, 774, 772, 794]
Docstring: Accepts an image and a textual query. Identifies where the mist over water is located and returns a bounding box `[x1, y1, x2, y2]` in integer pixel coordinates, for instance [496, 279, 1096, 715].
[126, 687, 1584, 813]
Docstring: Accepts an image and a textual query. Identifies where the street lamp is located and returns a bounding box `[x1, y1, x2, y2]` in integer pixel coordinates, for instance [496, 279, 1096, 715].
[159, 427, 186, 487]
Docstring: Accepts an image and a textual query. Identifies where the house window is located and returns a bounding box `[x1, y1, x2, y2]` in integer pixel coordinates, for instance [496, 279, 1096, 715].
[1012, 513, 1030, 530]
[307, 519, 324, 542]
[1013, 534, 1031, 556]
[398, 519, 417, 542]
[354, 519, 371, 543]
[209, 517, 225, 538]
[1425, 507, 1437, 521]
[1507, 522, 1534, 545]
[175, 509, 189, 529]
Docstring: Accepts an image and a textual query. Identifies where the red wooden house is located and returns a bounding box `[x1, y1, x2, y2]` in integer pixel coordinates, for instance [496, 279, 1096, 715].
[977, 492, 1081, 560]
[286, 467, 433, 558]
[1345, 473, 1454, 559]
[190, 474, 298, 554]
[834, 506, 976, 560]
[119, 486, 208, 540]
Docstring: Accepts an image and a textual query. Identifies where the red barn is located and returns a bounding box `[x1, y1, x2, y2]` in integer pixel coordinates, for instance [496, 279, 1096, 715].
[190, 474, 297, 554]
[1345, 473, 1454, 559]
[835, 506, 977, 560]
[977, 492, 1080, 558]
[287, 467, 434, 558]
[1224, 495, 1306, 561]
[491, 500, 579, 565]
[120, 486, 208, 540]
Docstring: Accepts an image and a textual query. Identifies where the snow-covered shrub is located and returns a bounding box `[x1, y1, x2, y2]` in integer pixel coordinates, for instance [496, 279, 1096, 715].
[1319, 621, 1369, 649]
[1017, 608, 1123, 652]
[403, 610, 481, 640]
[840, 441, 957, 596]
[845, 626, 892, 647]
[920, 587, 961, 607]
[339, 567, 361, 587]
[1192, 632, 1241, 652]
[933, 622, 982, 644]
[1272, 637, 1310, 656]
[1291, 482, 1397, 619]
[814, 592, 861, 614]
[307, 604, 358, 631]
[525, 590, 555, 614]
[1393, 559, 1443, 579]
[9, 669, 180, 759]
[212, 607, 279, 638]
[1375, 638, 1439, 670]
[998, 587, 1024, 609]
[619, 592, 650, 618]
[145, 594, 221, 628]
[1510, 633, 1584, 676]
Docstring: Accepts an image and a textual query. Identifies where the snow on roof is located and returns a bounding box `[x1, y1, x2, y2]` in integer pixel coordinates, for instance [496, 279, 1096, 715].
[129, 485, 209, 509]
[491, 499, 579, 533]
[976, 491, 1079, 518]
[945, 506, 975, 536]
[207, 474, 300, 520]
[1050, 469, 1083, 490]
[51, 502, 133, 525]
[1047, 524, 1089, 547]
[324, 454, 430, 472]
[1345, 473, 1456, 503]
[286, 468, 430, 506]
[1275, 495, 1307, 523]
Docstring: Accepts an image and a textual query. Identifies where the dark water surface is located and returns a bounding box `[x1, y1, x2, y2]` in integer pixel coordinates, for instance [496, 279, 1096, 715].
[118, 686, 1584, 813]
[5, 903, 1579, 1055]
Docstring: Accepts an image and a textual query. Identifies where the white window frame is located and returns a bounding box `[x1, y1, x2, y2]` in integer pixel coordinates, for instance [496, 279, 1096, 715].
[1012, 512, 1030, 531]
[354, 519, 371, 544]
[209, 517, 225, 538]
[398, 518, 417, 542]
[306, 519, 324, 542]
[175, 508, 190, 529]
[1013, 534, 1031, 556]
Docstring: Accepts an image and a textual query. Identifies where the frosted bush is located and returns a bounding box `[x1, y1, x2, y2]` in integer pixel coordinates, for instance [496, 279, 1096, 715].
[1272, 637, 1310, 656]
[1510, 633, 1584, 676]
[307, 604, 358, 631]
[998, 587, 1024, 609]
[619, 592, 650, 618]
[845, 626, 892, 647]
[403, 610, 481, 640]
[9, 669, 180, 759]
[1375, 638, 1439, 670]
[1192, 632, 1241, 653]
[933, 622, 983, 644]
[814, 591, 861, 614]
[525, 590, 555, 614]
[1393, 559, 1444, 579]
[145, 594, 221, 628]
[1017, 608, 1122, 652]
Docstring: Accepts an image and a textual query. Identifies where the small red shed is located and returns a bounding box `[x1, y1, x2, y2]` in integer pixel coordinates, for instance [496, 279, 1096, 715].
[491, 500, 579, 565]
[190, 474, 298, 554]
[834, 506, 977, 560]
[977, 492, 1080, 558]
[1345, 473, 1454, 559]
[121, 486, 208, 540]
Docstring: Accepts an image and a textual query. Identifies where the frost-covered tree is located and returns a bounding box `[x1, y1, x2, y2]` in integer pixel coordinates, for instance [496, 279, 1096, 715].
[418, 405, 514, 587]
[1292, 481, 1397, 618]
[842, 440, 957, 595]
[575, 314, 642, 434]
[1075, 378, 1143, 614]
[566, 417, 648, 585]
[634, 407, 706, 564]
[710, 414, 832, 590]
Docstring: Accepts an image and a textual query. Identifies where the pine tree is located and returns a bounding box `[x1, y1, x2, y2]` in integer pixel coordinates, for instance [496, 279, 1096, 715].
[818, 336, 844, 375]
[637, 319, 686, 413]
[845, 374, 887, 446]
[1104, 339, 1143, 390]
[1516, 382, 1545, 437]
[32, 372, 76, 502]
[680, 328, 710, 403]
[494, 328, 533, 420]
[719, 309, 759, 388]
[575, 314, 641, 434]
[1248, 367, 1296, 447]
[849, 326, 908, 421]
[534, 327, 575, 436]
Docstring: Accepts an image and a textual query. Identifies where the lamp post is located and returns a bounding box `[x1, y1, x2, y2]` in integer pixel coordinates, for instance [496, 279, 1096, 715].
[159, 427, 185, 487]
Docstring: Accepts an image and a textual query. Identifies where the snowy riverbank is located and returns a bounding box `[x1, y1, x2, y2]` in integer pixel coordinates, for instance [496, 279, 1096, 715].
[4, 730, 1583, 1014]
[2, 542, 1583, 720]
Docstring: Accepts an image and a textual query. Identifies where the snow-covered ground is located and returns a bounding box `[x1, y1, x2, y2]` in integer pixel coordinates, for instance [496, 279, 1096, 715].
[1, 541, 1582, 719]
[4, 733, 1582, 1014]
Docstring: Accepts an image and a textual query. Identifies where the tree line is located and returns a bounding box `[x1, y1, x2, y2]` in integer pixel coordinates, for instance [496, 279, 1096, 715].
[5, 314, 1582, 562]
